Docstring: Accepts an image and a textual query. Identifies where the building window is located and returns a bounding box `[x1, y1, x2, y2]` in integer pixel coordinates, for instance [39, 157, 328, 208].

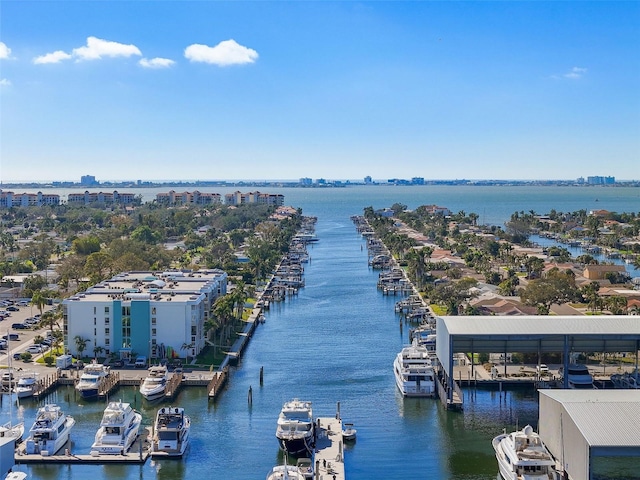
[151, 328, 157, 336]
[104, 306, 110, 313]
[105, 318, 109, 325]
[121, 317, 131, 348]
[152, 307, 156, 315]
[105, 328, 110, 335]
[105, 339, 110, 346]
[105, 349, 110, 355]
[151, 317, 156, 325]
[93, 307, 96, 314]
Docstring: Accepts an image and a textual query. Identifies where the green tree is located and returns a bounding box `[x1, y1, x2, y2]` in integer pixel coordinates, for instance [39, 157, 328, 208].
[74, 335, 90, 359]
[520, 268, 578, 314]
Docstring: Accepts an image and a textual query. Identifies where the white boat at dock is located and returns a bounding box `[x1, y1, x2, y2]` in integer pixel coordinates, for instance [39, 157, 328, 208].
[275, 399, 315, 456]
[139, 365, 171, 401]
[393, 338, 436, 397]
[342, 423, 357, 442]
[75, 361, 111, 399]
[492, 425, 557, 480]
[150, 406, 190, 457]
[14, 371, 37, 399]
[25, 404, 75, 455]
[91, 401, 142, 455]
[265, 464, 307, 480]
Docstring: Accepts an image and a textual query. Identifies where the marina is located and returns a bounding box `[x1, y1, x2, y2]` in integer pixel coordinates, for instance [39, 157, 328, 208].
[1, 186, 640, 479]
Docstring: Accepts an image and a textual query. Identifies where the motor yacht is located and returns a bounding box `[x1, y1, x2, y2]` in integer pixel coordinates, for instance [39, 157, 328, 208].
[140, 365, 171, 401]
[150, 406, 190, 457]
[275, 399, 314, 456]
[14, 372, 37, 399]
[393, 338, 436, 397]
[75, 362, 110, 399]
[25, 404, 75, 455]
[560, 364, 595, 389]
[492, 425, 557, 480]
[91, 401, 142, 455]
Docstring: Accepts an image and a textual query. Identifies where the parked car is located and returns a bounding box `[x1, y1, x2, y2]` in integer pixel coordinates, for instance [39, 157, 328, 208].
[536, 364, 550, 375]
[13, 352, 22, 360]
[6, 306, 19, 312]
[0, 340, 7, 350]
[11, 323, 29, 330]
[26, 345, 44, 354]
[2, 334, 19, 341]
[134, 355, 147, 368]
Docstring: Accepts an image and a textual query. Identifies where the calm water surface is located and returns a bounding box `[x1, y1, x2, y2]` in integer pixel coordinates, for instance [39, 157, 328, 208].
[4, 186, 640, 479]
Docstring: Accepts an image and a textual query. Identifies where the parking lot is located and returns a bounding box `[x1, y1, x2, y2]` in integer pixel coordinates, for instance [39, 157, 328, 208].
[0, 300, 59, 373]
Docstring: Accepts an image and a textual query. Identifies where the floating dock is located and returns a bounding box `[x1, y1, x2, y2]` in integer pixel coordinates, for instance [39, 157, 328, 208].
[314, 416, 345, 480]
[15, 427, 152, 465]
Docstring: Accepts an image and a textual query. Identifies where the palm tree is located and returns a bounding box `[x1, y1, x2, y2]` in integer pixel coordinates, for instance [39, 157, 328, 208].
[31, 289, 47, 317]
[74, 336, 90, 359]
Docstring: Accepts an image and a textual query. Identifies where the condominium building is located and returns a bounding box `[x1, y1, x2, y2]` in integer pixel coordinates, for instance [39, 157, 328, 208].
[62, 269, 227, 362]
[66, 190, 137, 205]
[0, 190, 60, 208]
[155, 190, 222, 206]
[224, 191, 284, 206]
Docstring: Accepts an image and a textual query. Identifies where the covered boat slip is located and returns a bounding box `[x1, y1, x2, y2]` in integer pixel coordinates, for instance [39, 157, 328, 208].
[436, 315, 640, 397]
[539, 390, 640, 480]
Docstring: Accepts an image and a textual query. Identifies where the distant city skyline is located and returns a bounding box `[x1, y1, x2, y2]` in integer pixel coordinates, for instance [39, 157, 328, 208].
[1, 2, 639, 182]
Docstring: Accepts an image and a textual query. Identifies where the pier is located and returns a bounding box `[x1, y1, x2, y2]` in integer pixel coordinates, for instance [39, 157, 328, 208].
[314, 416, 345, 480]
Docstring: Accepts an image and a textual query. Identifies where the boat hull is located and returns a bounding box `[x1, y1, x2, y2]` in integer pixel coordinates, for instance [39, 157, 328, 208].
[140, 387, 166, 402]
[276, 435, 313, 456]
[78, 387, 99, 400]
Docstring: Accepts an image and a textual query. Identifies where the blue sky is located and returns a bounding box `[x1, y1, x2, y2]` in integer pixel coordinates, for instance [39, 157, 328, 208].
[1, 1, 639, 183]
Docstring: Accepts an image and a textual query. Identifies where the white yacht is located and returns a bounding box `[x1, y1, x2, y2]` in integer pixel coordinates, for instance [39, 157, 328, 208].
[14, 372, 37, 399]
[560, 364, 595, 389]
[25, 404, 75, 455]
[611, 368, 640, 389]
[266, 464, 307, 480]
[275, 399, 315, 456]
[0, 420, 24, 445]
[150, 406, 190, 458]
[140, 365, 171, 401]
[75, 362, 110, 399]
[492, 425, 557, 480]
[393, 338, 436, 397]
[91, 401, 142, 455]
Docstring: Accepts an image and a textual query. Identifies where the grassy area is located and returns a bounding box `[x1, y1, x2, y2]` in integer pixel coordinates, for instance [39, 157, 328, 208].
[430, 304, 447, 315]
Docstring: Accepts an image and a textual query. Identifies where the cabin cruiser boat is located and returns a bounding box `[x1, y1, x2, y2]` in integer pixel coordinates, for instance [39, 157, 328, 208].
[342, 423, 357, 442]
[150, 406, 190, 457]
[75, 362, 110, 399]
[0, 421, 24, 445]
[560, 364, 595, 389]
[275, 399, 315, 456]
[91, 401, 142, 455]
[265, 464, 307, 480]
[492, 425, 557, 480]
[25, 404, 75, 455]
[610, 368, 640, 389]
[140, 365, 171, 401]
[393, 338, 436, 397]
[14, 371, 37, 399]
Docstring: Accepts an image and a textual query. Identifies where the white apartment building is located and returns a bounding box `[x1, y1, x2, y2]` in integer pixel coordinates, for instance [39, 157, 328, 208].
[62, 269, 227, 362]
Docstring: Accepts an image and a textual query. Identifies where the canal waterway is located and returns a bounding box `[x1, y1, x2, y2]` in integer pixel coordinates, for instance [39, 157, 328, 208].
[3, 186, 640, 479]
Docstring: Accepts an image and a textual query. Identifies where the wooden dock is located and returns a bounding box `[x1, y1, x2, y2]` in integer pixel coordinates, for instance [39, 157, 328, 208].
[15, 427, 152, 465]
[314, 416, 345, 480]
[436, 373, 463, 411]
[207, 367, 228, 399]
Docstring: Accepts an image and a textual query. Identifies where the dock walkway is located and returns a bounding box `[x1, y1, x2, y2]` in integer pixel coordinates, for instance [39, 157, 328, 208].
[314, 416, 345, 480]
[16, 427, 152, 465]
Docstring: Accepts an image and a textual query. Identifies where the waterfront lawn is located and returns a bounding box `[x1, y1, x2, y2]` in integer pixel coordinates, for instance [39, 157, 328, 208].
[430, 304, 447, 315]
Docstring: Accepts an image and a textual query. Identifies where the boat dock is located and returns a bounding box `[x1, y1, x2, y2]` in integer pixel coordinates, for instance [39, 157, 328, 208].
[15, 427, 152, 465]
[314, 416, 345, 480]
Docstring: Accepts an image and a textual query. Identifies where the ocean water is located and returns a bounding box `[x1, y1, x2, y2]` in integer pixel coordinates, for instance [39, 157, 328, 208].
[3, 185, 640, 479]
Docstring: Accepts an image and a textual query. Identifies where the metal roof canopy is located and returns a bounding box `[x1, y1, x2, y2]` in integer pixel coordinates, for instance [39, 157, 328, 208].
[437, 315, 640, 356]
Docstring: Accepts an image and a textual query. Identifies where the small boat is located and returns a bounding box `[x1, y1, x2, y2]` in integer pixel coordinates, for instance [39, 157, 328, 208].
[393, 338, 436, 397]
[5, 472, 28, 480]
[91, 401, 142, 455]
[342, 423, 357, 442]
[75, 362, 110, 399]
[266, 464, 306, 480]
[296, 458, 314, 479]
[150, 406, 190, 458]
[611, 368, 640, 389]
[14, 372, 37, 399]
[492, 425, 557, 480]
[275, 399, 315, 456]
[140, 365, 171, 401]
[0, 420, 24, 445]
[25, 404, 75, 455]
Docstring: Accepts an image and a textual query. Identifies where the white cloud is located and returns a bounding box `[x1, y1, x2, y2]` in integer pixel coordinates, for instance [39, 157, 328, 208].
[33, 50, 73, 64]
[72, 36, 142, 61]
[184, 39, 258, 66]
[0, 78, 11, 87]
[563, 67, 587, 79]
[0, 42, 11, 59]
[139, 57, 175, 69]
